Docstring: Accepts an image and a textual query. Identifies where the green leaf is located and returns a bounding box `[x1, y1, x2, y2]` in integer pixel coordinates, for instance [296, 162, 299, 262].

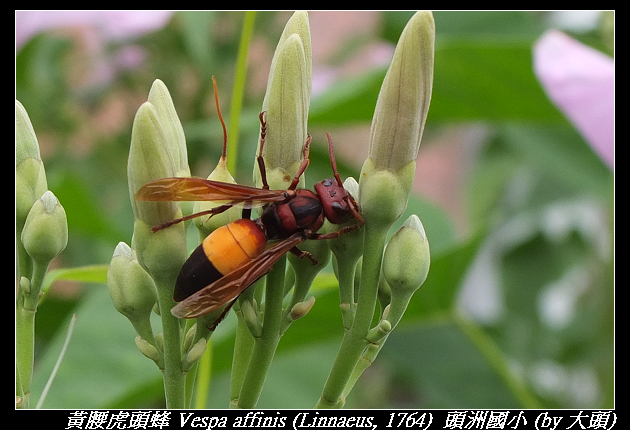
[429, 40, 564, 123]
[30, 287, 164, 408]
[310, 38, 565, 127]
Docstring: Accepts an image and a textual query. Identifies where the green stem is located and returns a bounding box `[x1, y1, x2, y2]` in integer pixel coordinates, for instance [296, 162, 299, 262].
[336, 258, 358, 330]
[316, 223, 388, 408]
[227, 11, 256, 174]
[229, 307, 254, 407]
[155, 279, 186, 409]
[16, 259, 49, 408]
[17, 240, 32, 283]
[342, 335, 387, 400]
[236, 257, 286, 408]
[16, 307, 35, 408]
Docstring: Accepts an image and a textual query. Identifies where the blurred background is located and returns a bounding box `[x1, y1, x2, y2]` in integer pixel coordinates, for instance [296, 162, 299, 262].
[16, 11, 614, 409]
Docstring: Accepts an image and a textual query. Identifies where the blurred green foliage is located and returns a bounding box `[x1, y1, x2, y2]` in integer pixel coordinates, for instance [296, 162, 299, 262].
[17, 11, 613, 409]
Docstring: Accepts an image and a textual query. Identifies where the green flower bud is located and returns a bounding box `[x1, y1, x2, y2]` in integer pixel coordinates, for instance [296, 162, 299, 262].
[135, 335, 161, 364]
[19, 277, 30, 295]
[182, 322, 197, 353]
[183, 338, 207, 371]
[128, 87, 188, 284]
[148, 79, 193, 219]
[21, 191, 68, 265]
[107, 242, 157, 340]
[360, 11, 434, 228]
[131, 217, 187, 284]
[128, 102, 180, 227]
[16, 100, 48, 231]
[289, 295, 316, 321]
[193, 156, 241, 237]
[147, 79, 190, 178]
[365, 318, 392, 344]
[359, 158, 416, 228]
[382, 215, 430, 328]
[241, 299, 263, 338]
[254, 11, 312, 190]
[368, 11, 434, 173]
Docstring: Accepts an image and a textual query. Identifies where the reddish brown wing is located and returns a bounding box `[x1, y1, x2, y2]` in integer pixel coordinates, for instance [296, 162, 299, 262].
[135, 177, 288, 204]
[171, 233, 305, 319]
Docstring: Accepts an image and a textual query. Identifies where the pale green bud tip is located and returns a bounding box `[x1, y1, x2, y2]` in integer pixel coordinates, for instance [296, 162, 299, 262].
[383, 214, 430, 297]
[261, 34, 309, 171]
[182, 323, 197, 353]
[241, 300, 263, 338]
[184, 338, 207, 365]
[147, 79, 189, 176]
[16, 100, 48, 227]
[16, 100, 41, 163]
[280, 11, 312, 80]
[135, 335, 160, 362]
[21, 191, 68, 264]
[107, 242, 157, 319]
[128, 102, 180, 225]
[343, 177, 359, 201]
[290, 296, 316, 320]
[258, 12, 312, 179]
[368, 11, 435, 171]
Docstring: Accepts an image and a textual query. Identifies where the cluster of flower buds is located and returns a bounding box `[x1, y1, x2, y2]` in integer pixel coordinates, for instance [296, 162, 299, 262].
[16, 100, 68, 408]
[318, 11, 434, 408]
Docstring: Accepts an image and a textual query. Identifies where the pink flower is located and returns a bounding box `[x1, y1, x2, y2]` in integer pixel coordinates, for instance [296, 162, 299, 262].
[16, 11, 173, 50]
[533, 30, 614, 170]
[16, 11, 173, 87]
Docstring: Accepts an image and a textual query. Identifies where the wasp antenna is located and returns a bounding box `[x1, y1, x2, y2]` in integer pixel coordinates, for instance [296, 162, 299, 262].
[326, 133, 344, 187]
[212, 76, 228, 160]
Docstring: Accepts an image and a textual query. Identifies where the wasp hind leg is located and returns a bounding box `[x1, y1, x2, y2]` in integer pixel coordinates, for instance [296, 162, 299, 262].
[289, 246, 318, 265]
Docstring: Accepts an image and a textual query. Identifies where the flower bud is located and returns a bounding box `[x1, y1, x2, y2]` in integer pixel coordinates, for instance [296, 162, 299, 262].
[241, 299, 263, 338]
[16, 100, 48, 230]
[193, 156, 241, 237]
[365, 318, 392, 344]
[148, 79, 193, 218]
[128, 102, 180, 227]
[128, 91, 188, 283]
[254, 12, 311, 190]
[367, 11, 434, 173]
[360, 11, 434, 228]
[289, 295, 316, 321]
[382, 215, 430, 328]
[147, 79, 190, 178]
[135, 335, 161, 364]
[131, 217, 187, 284]
[21, 191, 68, 265]
[183, 338, 207, 371]
[359, 158, 416, 228]
[107, 242, 157, 338]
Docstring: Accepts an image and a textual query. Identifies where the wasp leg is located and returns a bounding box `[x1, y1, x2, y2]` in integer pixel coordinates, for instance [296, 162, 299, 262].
[289, 246, 318, 265]
[256, 112, 270, 190]
[151, 203, 235, 232]
[309, 223, 363, 241]
[287, 135, 312, 191]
